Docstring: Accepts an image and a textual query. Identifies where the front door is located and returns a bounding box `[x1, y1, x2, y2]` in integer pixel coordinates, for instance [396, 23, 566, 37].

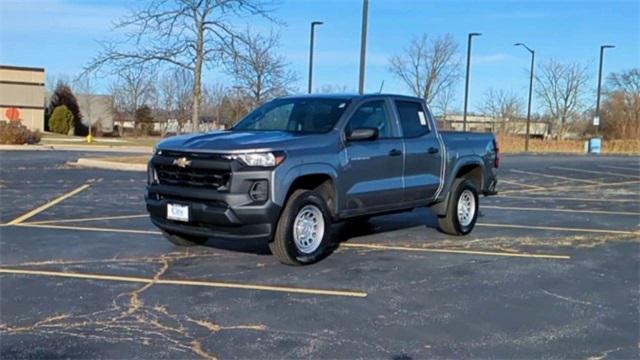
[339, 100, 404, 215]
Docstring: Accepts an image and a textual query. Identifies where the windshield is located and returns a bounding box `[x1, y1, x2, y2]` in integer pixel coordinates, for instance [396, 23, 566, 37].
[233, 98, 351, 133]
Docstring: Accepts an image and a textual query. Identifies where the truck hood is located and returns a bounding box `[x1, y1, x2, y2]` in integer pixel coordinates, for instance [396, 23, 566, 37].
[157, 130, 328, 153]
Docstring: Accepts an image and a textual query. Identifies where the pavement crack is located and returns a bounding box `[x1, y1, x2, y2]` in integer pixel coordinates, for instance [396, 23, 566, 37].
[0, 251, 266, 359]
[541, 289, 608, 309]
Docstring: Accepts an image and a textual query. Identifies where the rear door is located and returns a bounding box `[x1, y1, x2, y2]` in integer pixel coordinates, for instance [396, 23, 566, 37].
[393, 99, 442, 203]
[339, 99, 404, 214]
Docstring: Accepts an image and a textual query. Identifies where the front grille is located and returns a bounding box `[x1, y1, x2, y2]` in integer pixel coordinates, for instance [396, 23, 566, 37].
[155, 164, 230, 189]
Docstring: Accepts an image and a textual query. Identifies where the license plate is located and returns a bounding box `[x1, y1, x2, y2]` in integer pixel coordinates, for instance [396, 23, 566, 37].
[167, 203, 189, 222]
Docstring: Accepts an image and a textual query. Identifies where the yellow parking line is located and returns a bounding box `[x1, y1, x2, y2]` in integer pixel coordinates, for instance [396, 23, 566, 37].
[478, 223, 639, 235]
[483, 205, 640, 216]
[550, 166, 640, 180]
[499, 180, 547, 190]
[7, 184, 91, 225]
[495, 195, 639, 203]
[509, 169, 603, 184]
[0, 268, 368, 298]
[27, 214, 149, 225]
[341, 243, 570, 259]
[15, 221, 639, 240]
[499, 180, 640, 195]
[15, 223, 161, 235]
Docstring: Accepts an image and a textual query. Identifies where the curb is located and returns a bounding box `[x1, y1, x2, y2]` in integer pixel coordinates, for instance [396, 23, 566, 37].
[0, 144, 152, 153]
[68, 158, 147, 172]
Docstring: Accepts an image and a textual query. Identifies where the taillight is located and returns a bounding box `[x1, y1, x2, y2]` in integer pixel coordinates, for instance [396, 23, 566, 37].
[494, 139, 500, 168]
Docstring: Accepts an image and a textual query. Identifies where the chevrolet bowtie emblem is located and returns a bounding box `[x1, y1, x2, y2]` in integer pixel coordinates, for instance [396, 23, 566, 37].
[173, 157, 192, 168]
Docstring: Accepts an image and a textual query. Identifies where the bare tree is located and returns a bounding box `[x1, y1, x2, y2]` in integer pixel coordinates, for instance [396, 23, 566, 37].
[73, 75, 102, 135]
[85, 0, 275, 130]
[601, 68, 640, 138]
[535, 59, 590, 136]
[158, 68, 194, 130]
[431, 85, 457, 119]
[110, 66, 156, 135]
[46, 73, 71, 93]
[480, 89, 524, 134]
[388, 34, 461, 104]
[225, 29, 297, 107]
[481, 88, 524, 120]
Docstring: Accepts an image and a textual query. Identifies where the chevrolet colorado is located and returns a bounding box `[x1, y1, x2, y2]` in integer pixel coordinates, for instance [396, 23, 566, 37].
[146, 94, 498, 265]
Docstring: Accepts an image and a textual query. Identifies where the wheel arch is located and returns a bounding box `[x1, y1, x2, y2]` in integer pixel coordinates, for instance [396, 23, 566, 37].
[430, 157, 484, 216]
[277, 164, 339, 218]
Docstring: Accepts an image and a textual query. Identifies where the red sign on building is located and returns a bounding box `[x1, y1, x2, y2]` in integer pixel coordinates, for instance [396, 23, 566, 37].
[5, 107, 21, 121]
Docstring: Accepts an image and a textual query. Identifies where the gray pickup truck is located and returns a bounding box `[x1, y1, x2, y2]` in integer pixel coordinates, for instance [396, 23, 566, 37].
[146, 94, 498, 265]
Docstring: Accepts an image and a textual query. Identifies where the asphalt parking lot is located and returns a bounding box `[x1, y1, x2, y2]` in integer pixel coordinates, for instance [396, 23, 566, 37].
[0, 150, 638, 359]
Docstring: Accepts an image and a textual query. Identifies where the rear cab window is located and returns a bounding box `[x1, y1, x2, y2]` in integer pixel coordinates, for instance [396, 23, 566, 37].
[394, 100, 430, 138]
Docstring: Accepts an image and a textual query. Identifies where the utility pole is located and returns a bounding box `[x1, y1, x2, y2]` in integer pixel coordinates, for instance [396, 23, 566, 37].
[595, 44, 615, 135]
[358, 0, 369, 94]
[462, 32, 481, 131]
[308, 21, 323, 94]
[515, 42, 535, 152]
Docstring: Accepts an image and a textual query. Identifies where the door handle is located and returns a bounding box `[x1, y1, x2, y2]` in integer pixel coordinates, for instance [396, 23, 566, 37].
[389, 149, 403, 157]
[428, 147, 439, 154]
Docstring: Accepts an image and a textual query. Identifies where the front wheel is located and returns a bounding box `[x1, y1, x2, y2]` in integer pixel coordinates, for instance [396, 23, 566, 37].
[269, 189, 333, 265]
[437, 179, 479, 235]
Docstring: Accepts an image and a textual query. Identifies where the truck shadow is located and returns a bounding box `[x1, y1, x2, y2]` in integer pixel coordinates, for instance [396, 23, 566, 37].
[200, 208, 485, 259]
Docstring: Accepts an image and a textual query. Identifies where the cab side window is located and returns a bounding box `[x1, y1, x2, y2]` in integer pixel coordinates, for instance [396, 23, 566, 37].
[395, 100, 430, 138]
[345, 100, 393, 139]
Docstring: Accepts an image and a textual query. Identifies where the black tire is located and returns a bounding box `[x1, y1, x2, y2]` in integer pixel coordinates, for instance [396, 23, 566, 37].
[162, 231, 207, 246]
[437, 178, 479, 236]
[269, 189, 333, 265]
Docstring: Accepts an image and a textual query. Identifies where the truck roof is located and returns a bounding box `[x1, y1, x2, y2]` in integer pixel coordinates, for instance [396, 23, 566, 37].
[280, 93, 424, 102]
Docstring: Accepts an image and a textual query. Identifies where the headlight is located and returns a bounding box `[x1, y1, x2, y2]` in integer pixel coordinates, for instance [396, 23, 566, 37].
[229, 152, 285, 167]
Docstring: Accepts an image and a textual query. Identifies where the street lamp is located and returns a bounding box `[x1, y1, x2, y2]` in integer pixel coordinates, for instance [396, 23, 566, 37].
[358, 0, 369, 94]
[308, 21, 323, 94]
[595, 44, 615, 135]
[514, 42, 535, 152]
[462, 32, 482, 131]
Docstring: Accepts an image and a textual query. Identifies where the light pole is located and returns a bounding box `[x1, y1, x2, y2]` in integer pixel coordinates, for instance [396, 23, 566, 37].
[308, 21, 323, 94]
[462, 32, 481, 131]
[515, 42, 534, 152]
[358, 0, 369, 94]
[595, 44, 615, 135]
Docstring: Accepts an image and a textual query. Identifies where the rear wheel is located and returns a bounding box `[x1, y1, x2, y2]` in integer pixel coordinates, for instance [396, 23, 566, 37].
[162, 231, 207, 246]
[437, 178, 479, 235]
[269, 189, 332, 265]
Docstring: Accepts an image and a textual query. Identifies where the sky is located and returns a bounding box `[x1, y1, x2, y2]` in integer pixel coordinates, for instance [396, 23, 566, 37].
[1, 0, 638, 113]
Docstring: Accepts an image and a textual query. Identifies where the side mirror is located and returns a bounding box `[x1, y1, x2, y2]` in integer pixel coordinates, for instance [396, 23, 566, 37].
[347, 127, 379, 141]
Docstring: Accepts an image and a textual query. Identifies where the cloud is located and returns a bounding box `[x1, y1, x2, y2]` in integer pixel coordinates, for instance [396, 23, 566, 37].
[473, 53, 512, 64]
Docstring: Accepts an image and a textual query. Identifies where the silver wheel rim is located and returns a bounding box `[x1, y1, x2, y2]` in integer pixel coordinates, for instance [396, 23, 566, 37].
[457, 189, 476, 227]
[293, 205, 325, 254]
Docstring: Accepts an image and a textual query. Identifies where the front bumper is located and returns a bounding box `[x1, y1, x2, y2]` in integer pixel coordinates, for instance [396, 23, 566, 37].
[146, 186, 281, 239]
[146, 151, 282, 239]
